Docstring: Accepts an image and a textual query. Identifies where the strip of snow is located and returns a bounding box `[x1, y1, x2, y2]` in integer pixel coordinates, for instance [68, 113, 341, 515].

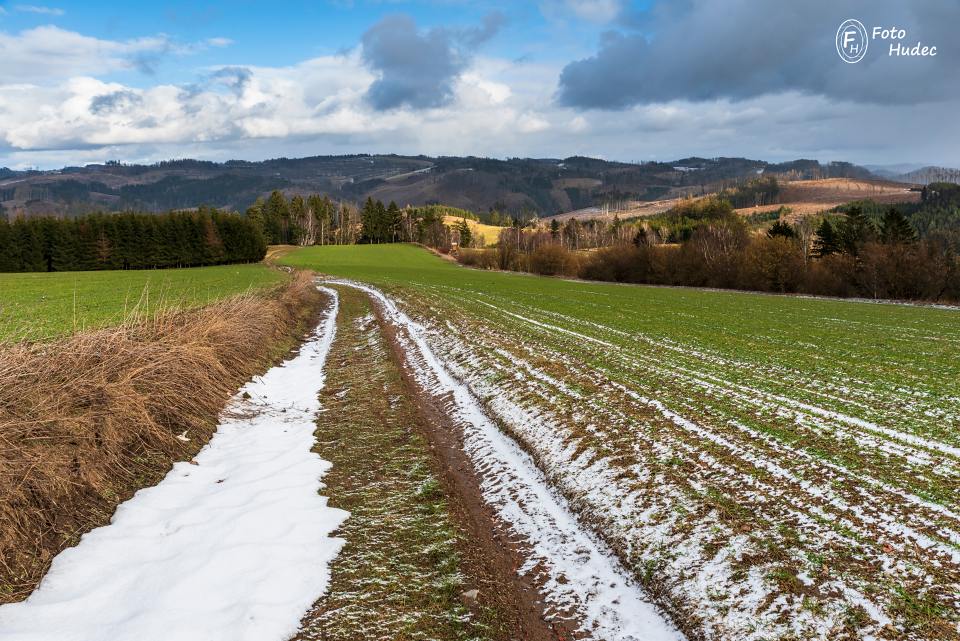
[0, 286, 347, 641]
[328, 279, 684, 641]
[476, 298, 960, 459]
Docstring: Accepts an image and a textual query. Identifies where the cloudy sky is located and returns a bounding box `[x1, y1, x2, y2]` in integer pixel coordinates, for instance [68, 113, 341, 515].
[0, 0, 957, 169]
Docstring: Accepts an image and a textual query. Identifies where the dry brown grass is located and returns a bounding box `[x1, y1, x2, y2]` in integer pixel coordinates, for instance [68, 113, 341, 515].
[0, 271, 324, 601]
[735, 178, 920, 220]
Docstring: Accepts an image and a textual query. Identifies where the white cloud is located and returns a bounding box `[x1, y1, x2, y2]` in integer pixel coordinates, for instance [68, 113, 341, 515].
[540, 0, 623, 24]
[14, 5, 65, 16]
[0, 27, 168, 82]
[0, 25, 958, 167]
[0, 26, 239, 84]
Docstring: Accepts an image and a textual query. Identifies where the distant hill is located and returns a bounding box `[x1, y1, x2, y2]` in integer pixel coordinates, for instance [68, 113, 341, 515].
[892, 166, 960, 185]
[0, 154, 885, 219]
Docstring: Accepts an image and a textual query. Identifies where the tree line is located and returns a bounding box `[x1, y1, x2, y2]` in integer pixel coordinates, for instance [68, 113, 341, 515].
[0, 209, 266, 272]
[458, 193, 960, 303]
[244, 191, 477, 248]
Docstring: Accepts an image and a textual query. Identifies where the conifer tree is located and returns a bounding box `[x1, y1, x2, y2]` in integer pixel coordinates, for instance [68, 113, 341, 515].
[455, 218, 472, 248]
[264, 190, 289, 244]
[812, 219, 840, 257]
[361, 197, 377, 243]
[15, 219, 45, 271]
[374, 200, 387, 243]
[767, 220, 796, 239]
[0, 219, 18, 272]
[837, 205, 875, 255]
[245, 197, 267, 240]
[386, 201, 401, 242]
[880, 207, 917, 244]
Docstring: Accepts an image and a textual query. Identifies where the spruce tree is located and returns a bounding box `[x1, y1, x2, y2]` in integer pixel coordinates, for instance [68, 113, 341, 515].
[0, 219, 19, 272]
[633, 226, 648, 247]
[880, 207, 917, 244]
[837, 205, 875, 255]
[15, 220, 45, 271]
[386, 201, 401, 242]
[767, 220, 796, 239]
[455, 218, 472, 248]
[264, 191, 289, 244]
[245, 198, 267, 240]
[374, 200, 387, 243]
[50, 219, 78, 271]
[361, 197, 377, 243]
[288, 195, 307, 244]
[812, 219, 840, 257]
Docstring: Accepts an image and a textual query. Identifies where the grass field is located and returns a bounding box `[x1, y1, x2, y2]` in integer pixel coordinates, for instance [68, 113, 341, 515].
[0, 264, 285, 341]
[282, 244, 960, 640]
[442, 216, 506, 246]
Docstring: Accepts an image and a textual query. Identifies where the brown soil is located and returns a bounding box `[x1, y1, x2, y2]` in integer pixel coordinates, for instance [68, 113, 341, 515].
[736, 178, 920, 219]
[371, 298, 581, 641]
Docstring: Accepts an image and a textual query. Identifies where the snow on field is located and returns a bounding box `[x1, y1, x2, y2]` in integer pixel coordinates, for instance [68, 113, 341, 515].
[0, 287, 347, 641]
[354, 281, 960, 640]
[329, 279, 685, 641]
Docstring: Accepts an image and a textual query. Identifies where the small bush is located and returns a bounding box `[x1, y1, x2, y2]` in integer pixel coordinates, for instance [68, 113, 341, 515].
[528, 244, 580, 277]
[456, 248, 497, 270]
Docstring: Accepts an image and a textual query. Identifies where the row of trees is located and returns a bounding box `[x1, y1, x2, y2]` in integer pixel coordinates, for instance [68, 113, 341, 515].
[458, 201, 960, 303]
[246, 191, 344, 246]
[0, 209, 266, 272]
[243, 191, 474, 249]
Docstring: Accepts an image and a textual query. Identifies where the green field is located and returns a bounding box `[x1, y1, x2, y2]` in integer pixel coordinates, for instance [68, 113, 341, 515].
[283, 244, 960, 640]
[0, 264, 285, 341]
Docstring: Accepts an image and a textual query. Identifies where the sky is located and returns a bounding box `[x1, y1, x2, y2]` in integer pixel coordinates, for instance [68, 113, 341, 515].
[0, 0, 957, 170]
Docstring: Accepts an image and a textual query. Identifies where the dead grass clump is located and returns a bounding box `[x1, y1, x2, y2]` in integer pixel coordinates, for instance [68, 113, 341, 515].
[528, 244, 581, 277]
[456, 248, 498, 270]
[0, 271, 323, 601]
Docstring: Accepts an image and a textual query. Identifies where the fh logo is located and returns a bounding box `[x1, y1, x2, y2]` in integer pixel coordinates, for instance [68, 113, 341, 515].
[836, 19, 868, 63]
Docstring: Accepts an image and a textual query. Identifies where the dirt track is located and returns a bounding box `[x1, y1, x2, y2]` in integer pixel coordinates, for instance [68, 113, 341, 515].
[298, 285, 573, 641]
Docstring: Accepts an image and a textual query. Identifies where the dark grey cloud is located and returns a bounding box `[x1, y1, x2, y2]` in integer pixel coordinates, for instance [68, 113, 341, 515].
[558, 0, 960, 109]
[90, 90, 142, 115]
[361, 13, 504, 111]
[463, 11, 506, 48]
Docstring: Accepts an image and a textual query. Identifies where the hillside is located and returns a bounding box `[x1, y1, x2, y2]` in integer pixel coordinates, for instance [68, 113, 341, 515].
[733, 177, 920, 220]
[895, 166, 960, 185]
[544, 177, 921, 224]
[0, 155, 880, 220]
[441, 215, 506, 246]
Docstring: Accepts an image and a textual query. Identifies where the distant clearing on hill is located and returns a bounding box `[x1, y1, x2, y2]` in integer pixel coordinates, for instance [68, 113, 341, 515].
[734, 178, 920, 219]
[545, 178, 921, 223]
[441, 215, 506, 246]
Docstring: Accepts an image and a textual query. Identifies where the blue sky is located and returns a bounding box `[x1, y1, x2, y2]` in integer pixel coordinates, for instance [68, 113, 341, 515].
[0, 1, 617, 85]
[0, 0, 957, 169]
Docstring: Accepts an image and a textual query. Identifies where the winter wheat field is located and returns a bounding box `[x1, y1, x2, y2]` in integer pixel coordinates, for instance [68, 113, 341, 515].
[4, 244, 958, 641]
[278, 244, 960, 641]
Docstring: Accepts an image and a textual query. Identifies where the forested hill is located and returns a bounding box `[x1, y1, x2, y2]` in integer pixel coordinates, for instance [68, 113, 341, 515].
[0, 155, 877, 220]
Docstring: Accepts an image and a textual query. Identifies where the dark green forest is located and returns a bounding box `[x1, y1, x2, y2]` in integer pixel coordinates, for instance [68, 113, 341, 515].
[0, 209, 265, 272]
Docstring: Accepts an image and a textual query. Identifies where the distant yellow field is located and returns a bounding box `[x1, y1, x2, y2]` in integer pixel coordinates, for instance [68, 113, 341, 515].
[443, 216, 505, 247]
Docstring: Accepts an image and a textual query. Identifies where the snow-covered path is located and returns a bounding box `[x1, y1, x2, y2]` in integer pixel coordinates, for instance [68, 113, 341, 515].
[328, 280, 684, 641]
[0, 287, 347, 641]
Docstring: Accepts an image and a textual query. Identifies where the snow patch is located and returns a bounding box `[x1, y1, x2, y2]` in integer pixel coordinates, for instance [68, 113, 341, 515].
[0, 286, 348, 641]
[328, 279, 684, 641]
